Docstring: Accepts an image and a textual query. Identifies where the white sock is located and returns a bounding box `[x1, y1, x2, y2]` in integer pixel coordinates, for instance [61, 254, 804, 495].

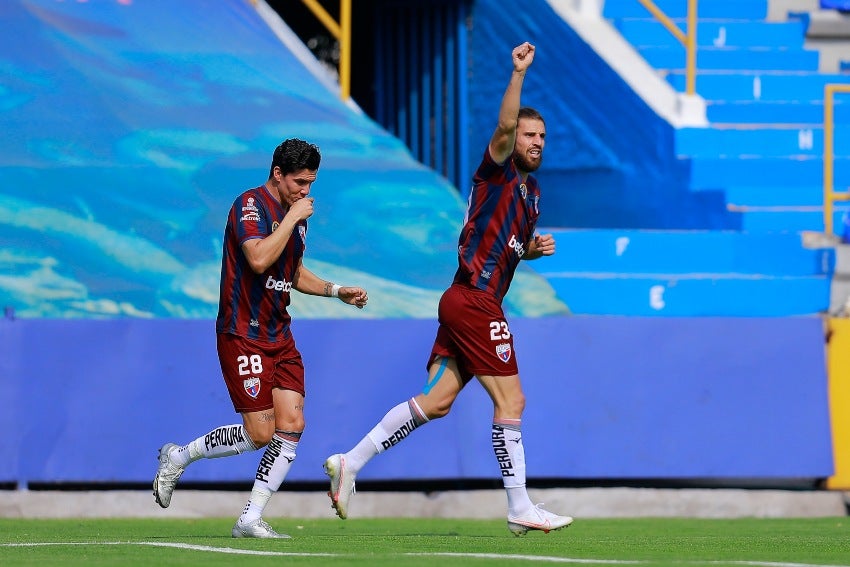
[240, 431, 299, 523]
[240, 487, 272, 524]
[346, 398, 428, 472]
[492, 419, 534, 516]
[171, 424, 257, 467]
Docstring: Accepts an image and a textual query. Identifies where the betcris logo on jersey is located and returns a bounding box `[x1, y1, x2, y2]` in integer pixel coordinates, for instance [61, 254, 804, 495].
[265, 276, 293, 292]
[508, 234, 525, 258]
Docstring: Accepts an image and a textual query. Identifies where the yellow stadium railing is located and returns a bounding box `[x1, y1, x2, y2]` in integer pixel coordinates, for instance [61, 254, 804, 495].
[824, 84, 850, 236]
[300, 0, 352, 101]
[638, 0, 698, 95]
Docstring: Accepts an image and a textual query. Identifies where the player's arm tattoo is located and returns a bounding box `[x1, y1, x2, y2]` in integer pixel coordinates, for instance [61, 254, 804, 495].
[323, 282, 332, 297]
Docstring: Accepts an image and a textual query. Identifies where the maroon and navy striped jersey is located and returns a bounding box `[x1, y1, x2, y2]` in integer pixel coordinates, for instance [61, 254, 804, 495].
[453, 148, 541, 302]
[215, 184, 307, 342]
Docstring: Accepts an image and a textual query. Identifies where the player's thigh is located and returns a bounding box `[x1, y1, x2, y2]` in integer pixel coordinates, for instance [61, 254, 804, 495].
[268, 338, 306, 431]
[476, 373, 525, 420]
[415, 356, 464, 419]
[272, 387, 305, 432]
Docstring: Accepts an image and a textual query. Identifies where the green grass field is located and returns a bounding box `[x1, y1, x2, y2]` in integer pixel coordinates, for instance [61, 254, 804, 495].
[1, 517, 849, 566]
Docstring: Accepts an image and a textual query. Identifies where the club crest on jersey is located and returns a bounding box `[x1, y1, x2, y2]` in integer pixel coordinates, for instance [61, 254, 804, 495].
[519, 183, 527, 200]
[495, 343, 512, 363]
[244, 377, 261, 398]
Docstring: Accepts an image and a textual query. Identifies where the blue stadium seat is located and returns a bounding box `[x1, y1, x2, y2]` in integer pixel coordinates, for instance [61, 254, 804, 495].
[529, 229, 833, 316]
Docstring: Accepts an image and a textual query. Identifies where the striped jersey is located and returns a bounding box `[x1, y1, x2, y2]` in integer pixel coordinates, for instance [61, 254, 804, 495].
[453, 148, 541, 302]
[215, 184, 307, 342]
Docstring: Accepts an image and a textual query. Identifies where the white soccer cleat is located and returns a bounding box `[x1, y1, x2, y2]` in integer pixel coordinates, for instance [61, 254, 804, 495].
[231, 518, 291, 539]
[324, 453, 356, 519]
[153, 443, 185, 509]
[507, 503, 574, 536]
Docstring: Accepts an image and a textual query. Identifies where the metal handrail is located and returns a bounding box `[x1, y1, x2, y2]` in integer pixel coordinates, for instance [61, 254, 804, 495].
[300, 0, 352, 100]
[637, 0, 698, 95]
[824, 84, 850, 235]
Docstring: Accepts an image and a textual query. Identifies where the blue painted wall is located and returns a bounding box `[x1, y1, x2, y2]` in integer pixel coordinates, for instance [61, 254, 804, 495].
[1, 317, 833, 484]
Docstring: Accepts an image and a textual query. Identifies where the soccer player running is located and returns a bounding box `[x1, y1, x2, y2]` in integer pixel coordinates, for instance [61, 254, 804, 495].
[324, 42, 572, 536]
[153, 138, 368, 539]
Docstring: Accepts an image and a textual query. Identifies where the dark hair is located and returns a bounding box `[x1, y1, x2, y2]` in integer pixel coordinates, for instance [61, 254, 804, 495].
[518, 106, 545, 125]
[269, 138, 321, 178]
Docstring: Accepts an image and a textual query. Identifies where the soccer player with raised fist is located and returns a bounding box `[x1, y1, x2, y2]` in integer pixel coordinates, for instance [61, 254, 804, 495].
[324, 42, 572, 536]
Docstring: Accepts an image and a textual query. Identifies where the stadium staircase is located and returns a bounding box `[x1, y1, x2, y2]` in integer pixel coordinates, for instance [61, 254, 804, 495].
[533, 0, 849, 316]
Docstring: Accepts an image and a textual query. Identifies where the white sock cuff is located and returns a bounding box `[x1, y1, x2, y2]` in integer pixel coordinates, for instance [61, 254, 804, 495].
[494, 418, 521, 433]
[408, 397, 429, 425]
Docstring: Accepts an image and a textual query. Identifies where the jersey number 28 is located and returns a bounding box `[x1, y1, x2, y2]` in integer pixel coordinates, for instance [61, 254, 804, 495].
[237, 354, 264, 375]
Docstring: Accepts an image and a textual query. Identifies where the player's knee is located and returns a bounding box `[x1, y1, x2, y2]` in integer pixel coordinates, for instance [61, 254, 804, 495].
[281, 417, 305, 433]
[248, 431, 273, 448]
[424, 398, 453, 420]
[243, 424, 274, 448]
[499, 394, 525, 418]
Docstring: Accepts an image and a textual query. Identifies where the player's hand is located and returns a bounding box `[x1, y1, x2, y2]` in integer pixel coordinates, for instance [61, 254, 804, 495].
[338, 286, 368, 309]
[288, 197, 314, 222]
[512, 42, 535, 72]
[532, 233, 555, 257]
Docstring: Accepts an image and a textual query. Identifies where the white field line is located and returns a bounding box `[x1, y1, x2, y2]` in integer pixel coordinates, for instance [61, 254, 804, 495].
[0, 541, 339, 557]
[2, 542, 850, 567]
